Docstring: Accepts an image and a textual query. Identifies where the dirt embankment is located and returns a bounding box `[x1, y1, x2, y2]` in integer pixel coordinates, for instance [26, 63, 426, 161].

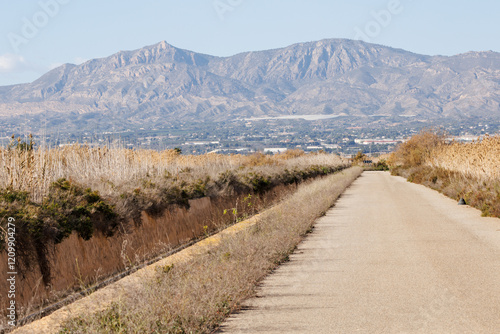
[0, 184, 295, 324]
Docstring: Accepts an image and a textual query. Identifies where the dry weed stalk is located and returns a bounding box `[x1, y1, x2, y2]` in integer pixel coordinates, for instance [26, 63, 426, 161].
[428, 136, 500, 180]
[0, 144, 346, 203]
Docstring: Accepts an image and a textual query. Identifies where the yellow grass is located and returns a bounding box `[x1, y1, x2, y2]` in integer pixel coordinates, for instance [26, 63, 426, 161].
[428, 136, 500, 180]
[0, 142, 349, 329]
[58, 167, 363, 334]
[389, 132, 500, 218]
[0, 143, 347, 203]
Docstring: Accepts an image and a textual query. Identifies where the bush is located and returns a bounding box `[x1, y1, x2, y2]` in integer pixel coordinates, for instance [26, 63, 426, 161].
[0, 179, 118, 285]
[388, 131, 500, 219]
[388, 130, 445, 169]
[352, 151, 367, 165]
[372, 160, 389, 171]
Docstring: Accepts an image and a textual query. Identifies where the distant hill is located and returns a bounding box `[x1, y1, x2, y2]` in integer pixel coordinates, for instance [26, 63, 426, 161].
[0, 39, 499, 133]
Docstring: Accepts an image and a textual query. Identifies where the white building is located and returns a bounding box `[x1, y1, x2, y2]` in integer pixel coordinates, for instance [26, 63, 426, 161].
[264, 148, 288, 154]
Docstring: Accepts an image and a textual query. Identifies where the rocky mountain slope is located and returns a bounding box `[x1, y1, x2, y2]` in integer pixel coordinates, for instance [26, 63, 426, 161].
[0, 39, 499, 133]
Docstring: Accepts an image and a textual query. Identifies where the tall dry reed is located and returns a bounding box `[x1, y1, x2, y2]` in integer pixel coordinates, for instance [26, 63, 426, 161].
[0, 143, 347, 203]
[428, 136, 500, 180]
[389, 132, 500, 218]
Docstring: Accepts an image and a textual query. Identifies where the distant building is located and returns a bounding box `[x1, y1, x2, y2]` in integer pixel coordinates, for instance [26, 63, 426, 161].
[446, 136, 482, 143]
[322, 144, 341, 149]
[264, 148, 288, 154]
[354, 139, 403, 145]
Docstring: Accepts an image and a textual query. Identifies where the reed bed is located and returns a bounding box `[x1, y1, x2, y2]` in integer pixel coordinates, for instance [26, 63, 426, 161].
[0, 141, 348, 288]
[428, 136, 500, 180]
[389, 131, 500, 218]
[0, 141, 346, 203]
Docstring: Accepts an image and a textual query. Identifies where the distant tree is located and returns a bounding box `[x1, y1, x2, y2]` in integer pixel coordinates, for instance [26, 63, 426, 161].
[173, 147, 182, 155]
[353, 151, 367, 165]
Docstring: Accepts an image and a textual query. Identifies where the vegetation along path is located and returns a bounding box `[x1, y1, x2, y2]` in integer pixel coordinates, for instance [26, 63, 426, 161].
[220, 171, 500, 333]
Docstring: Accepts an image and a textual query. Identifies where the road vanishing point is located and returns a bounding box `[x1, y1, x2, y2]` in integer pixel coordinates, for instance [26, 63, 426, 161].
[219, 171, 500, 333]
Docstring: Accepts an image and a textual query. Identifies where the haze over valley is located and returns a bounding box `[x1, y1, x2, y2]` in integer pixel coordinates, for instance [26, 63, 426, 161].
[0, 39, 498, 153]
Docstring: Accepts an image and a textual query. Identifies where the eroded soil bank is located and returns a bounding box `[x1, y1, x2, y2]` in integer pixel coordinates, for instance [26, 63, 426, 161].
[0, 183, 296, 323]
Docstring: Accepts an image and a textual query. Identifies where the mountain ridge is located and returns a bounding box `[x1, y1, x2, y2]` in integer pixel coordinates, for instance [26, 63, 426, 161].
[0, 38, 499, 133]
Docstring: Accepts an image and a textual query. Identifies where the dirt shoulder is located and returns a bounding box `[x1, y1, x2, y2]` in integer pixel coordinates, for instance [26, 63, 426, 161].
[12, 167, 362, 334]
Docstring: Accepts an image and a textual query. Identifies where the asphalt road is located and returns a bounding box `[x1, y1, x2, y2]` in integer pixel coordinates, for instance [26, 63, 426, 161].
[219, 172, 500, 333]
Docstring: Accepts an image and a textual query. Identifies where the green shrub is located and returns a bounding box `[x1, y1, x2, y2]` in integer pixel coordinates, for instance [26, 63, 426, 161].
[0, 179, 118, 285]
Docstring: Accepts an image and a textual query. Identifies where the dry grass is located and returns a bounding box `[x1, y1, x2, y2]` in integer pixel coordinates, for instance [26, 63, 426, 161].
[0, 140, 346, 203]
[59, 167, 363, 334]
[0, 141, 348, 308]
[0, 140, 348, 237]
[387, 130, 444, 169]
[389, 131, 500, 218]
[428, 136, 500, 180]
[0, 142, 348, 240]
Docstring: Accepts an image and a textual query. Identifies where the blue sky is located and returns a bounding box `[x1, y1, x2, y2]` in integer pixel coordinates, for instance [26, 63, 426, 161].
[0, 0, 499, 86]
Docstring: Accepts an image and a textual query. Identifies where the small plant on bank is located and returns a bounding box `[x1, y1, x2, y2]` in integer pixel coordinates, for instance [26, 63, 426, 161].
[372, 160, 390, 171]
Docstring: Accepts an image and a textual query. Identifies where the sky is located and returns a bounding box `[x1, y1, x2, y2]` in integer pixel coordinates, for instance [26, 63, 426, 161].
[0, 0, 499, 86]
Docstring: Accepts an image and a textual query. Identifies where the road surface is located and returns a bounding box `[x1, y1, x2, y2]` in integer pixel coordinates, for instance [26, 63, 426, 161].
[219, 172, 500, 333]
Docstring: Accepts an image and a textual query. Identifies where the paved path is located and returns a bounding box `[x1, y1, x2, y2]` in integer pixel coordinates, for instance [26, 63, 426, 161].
[219, 172, 500, 333]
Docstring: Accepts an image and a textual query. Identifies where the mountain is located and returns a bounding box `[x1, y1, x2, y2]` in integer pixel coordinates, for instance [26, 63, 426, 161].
[0, 39, 499, 133]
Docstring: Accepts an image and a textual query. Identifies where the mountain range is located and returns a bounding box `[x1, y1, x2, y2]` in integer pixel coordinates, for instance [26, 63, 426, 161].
[0, 39, 499, 134]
